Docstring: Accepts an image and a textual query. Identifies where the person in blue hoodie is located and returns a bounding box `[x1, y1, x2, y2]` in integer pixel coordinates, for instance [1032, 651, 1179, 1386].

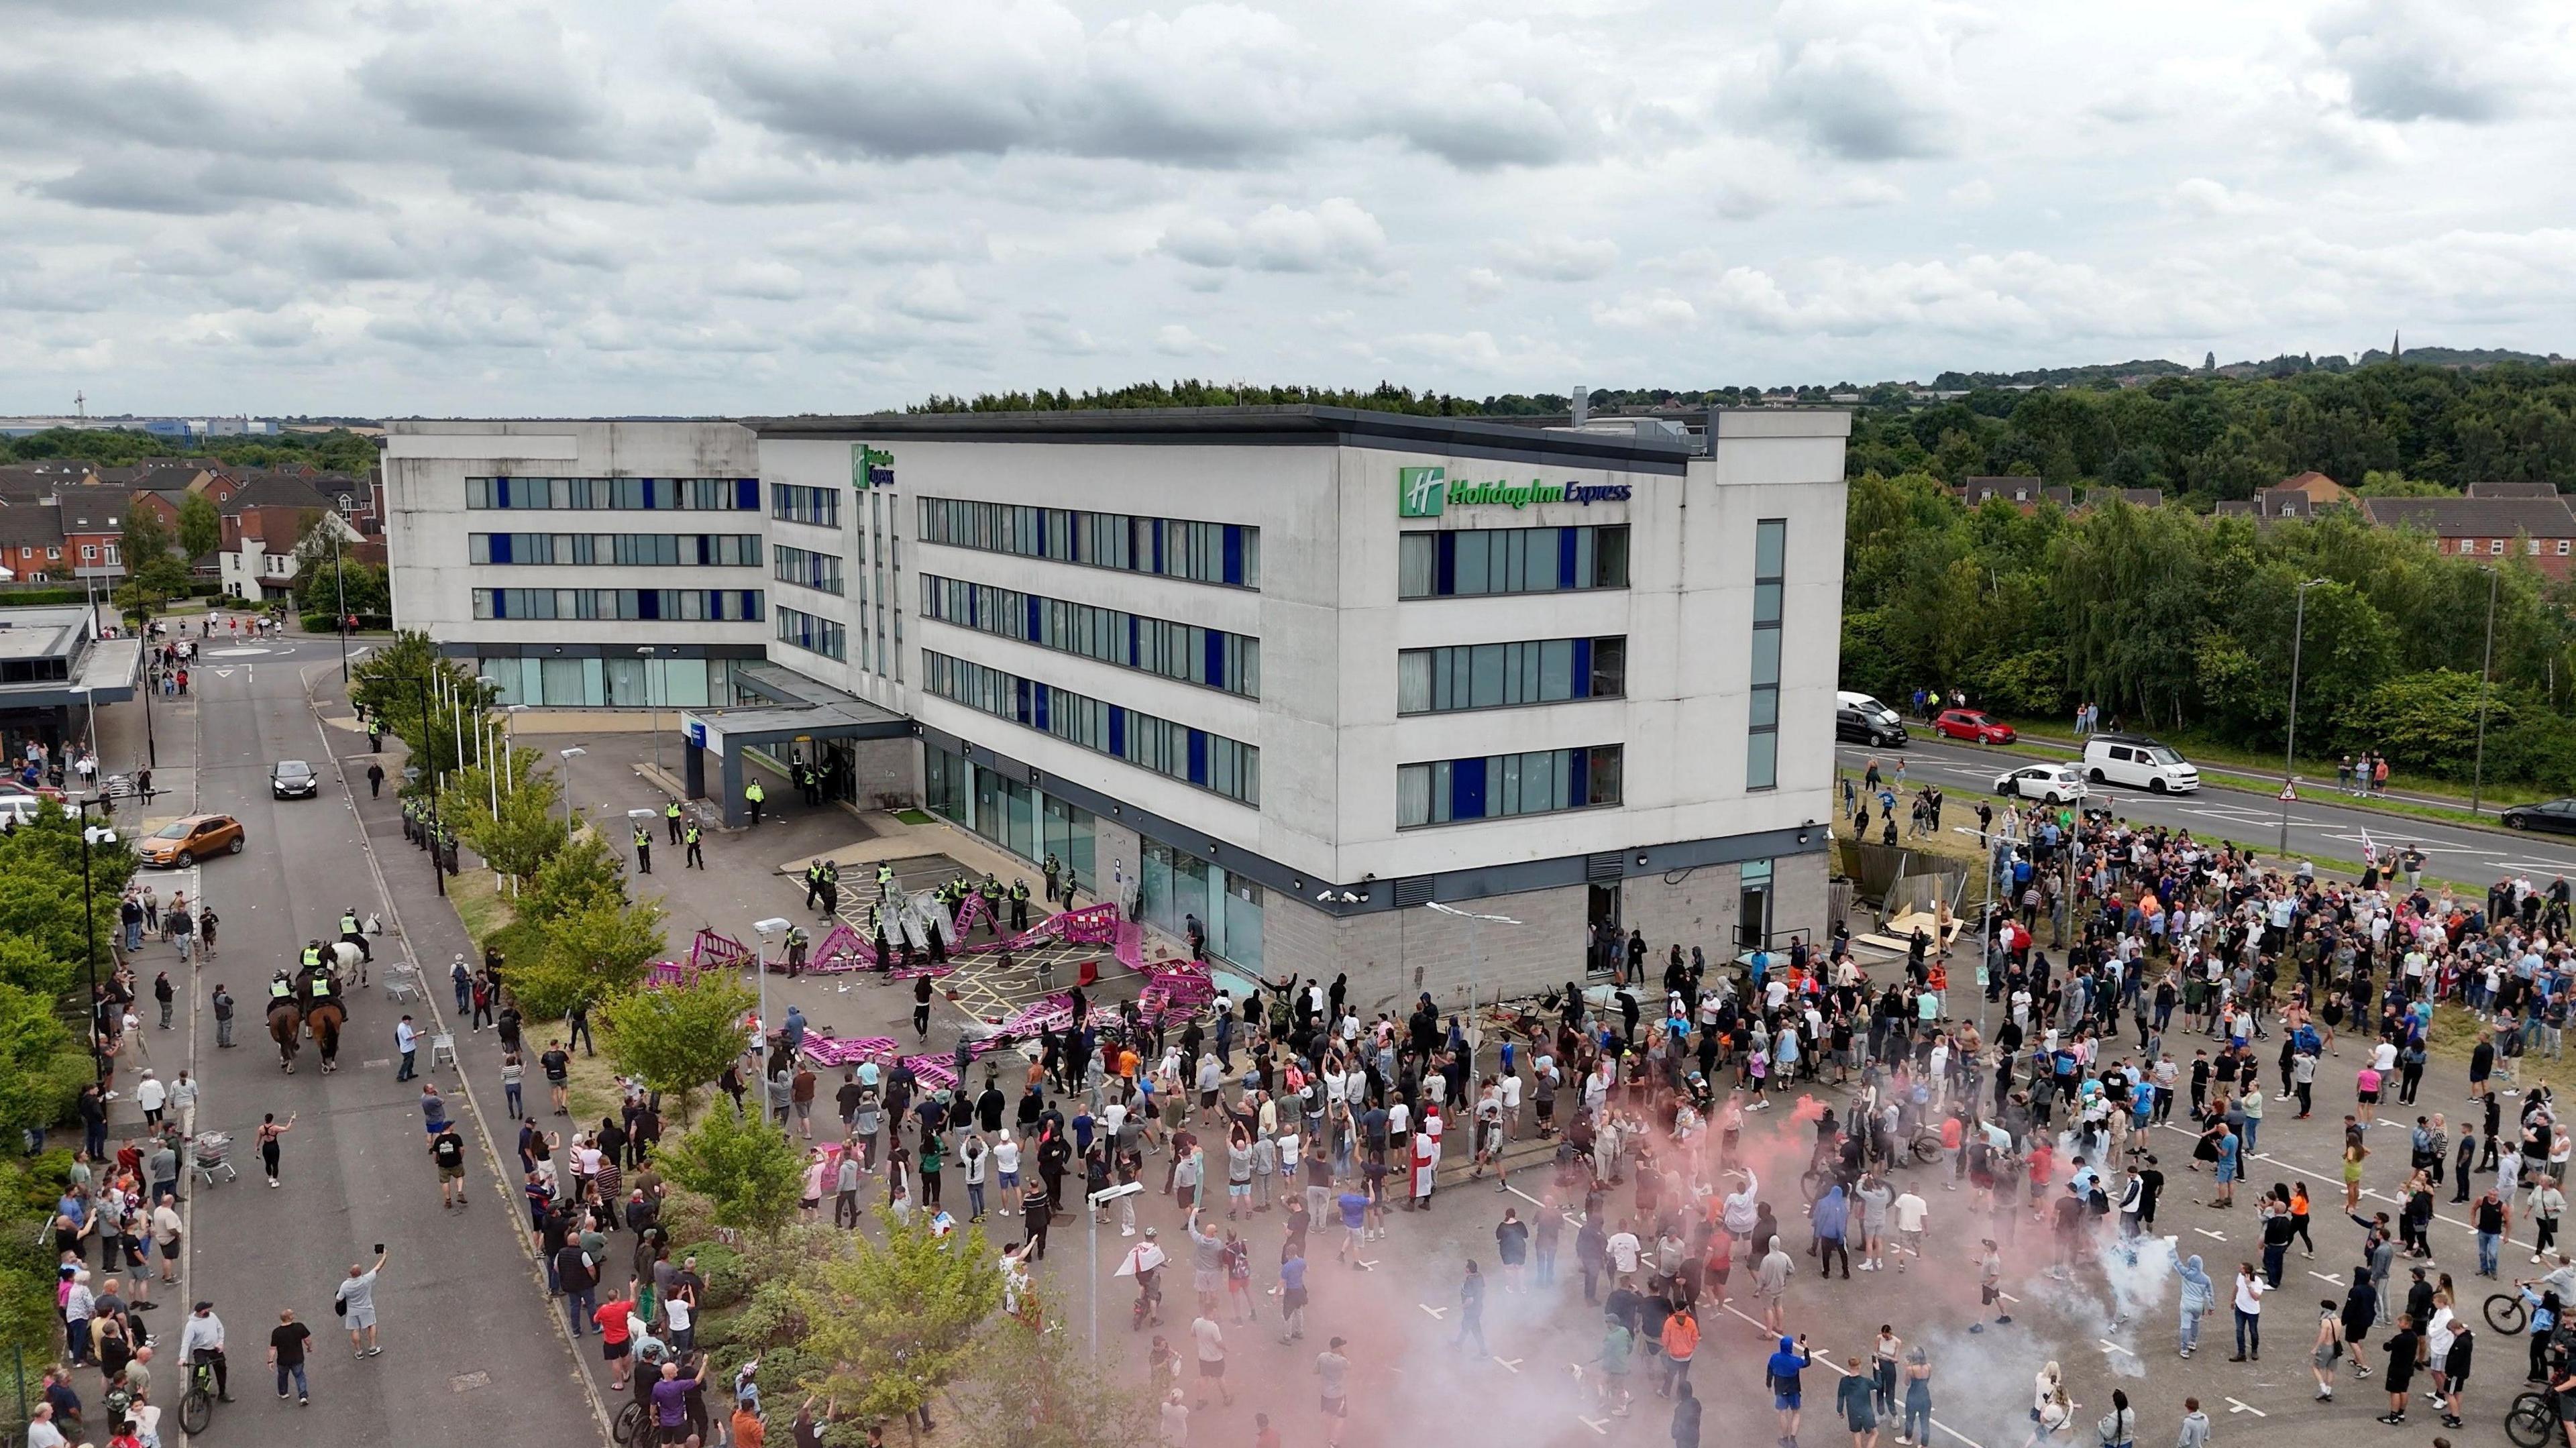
[1811, 1184, 1851, 1280]
[1768, 1333, 1814, 1446]
[2174, 1253, 2214, 1358]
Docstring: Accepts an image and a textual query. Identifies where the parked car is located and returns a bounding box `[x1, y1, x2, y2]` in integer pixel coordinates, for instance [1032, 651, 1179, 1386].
[1835, 691, 1909, 747]
[270, 759, 319, 799]
[1933, 708, 2017, 744]
[138, 814, 246, 867]
[2501, 798, 2576, 834]
[0, 791, 47, 826]
[2082, 733, 2201, 793]
[1993, 763, 2089, 805]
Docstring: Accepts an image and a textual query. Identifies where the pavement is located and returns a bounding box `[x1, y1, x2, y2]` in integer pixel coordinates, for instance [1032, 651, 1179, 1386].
[99, 627, 605, 1448]
[1839, 734, 2576, 886]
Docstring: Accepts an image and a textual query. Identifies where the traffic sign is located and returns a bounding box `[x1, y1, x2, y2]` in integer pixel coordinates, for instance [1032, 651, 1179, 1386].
[2277, 783, 2297, 801]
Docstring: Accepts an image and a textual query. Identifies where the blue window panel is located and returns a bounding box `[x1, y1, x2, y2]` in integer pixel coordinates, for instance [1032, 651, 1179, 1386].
[1013, 677, 1032, 725]
[1222, 526, 1245, 586]
[741, 592, 761, 621]
[1127, 615, 1140, 669]
[1436, 533, 1456, 596]
[1026, 595, 1042, 641]
[1108, 706, 1126, 757]
[637, 590, 660, 620]
[1571, 637, 1593, 698]
[1204, 631, 1224, 689]
[1151, 519, 1166, 576]
[490, 534, 513, 563]
[487, 592, 506, 619]
[1033, 683, 1050, 732]
[1452, 757, 1488, 820]
[1558, 529, 1577, 590]
[1569, 747, 1589, 805]
[737, 478, 759, 511]
[1187, 730, 1208, 785]
[493, 478, 511, 509]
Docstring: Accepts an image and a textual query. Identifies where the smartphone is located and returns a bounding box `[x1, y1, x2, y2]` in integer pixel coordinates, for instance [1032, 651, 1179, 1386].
[374, 1243, 385, 1254]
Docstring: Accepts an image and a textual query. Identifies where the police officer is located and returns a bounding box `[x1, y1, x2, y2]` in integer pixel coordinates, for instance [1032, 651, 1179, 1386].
[876, 860, 896, 903]
[745, 779, 765, 826]
[805, 860, 827, 912]
[632, 822, 651, 875]
[665, 799, 684, 844]
[1010, 878, 1032, 933]
[820, 861, 840, 920]
[683, 820, 704, 870]
[269, 971, 295, 1003]
[301, 940, 325, 972]
[1042, 852, 1062, 907]
[339, 908, 371, 964]
[979, 875, 1005, 937]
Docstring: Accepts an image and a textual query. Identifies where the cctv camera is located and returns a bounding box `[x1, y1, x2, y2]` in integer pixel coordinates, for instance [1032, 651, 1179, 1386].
[1339, 891, 1362, 905]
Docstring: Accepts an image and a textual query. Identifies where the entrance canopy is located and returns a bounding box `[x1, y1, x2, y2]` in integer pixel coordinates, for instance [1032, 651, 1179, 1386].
[680, 663, 911, 824]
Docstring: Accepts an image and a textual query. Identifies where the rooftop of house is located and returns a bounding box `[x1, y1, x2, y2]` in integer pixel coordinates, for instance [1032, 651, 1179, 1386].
[2358, 495, 2576, 537]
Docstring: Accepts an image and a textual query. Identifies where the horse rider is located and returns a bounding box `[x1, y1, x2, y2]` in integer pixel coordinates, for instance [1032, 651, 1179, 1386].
[339, 908, 372, 965]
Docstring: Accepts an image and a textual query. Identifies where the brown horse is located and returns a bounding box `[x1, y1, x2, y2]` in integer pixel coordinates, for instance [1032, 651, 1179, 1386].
[268, 999, 304, 1072]
[307, 1000, 346, 1074]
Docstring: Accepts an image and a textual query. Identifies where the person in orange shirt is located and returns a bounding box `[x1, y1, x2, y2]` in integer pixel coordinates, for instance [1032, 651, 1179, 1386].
[732, 1398, 766, 1448]
[1661, 1302, 1699, 1398]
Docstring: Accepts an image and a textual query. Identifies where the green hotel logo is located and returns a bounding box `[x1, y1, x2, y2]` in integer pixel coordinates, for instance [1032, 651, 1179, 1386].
[1399, 464, 1634, 516]
[851, 444, 894, 489]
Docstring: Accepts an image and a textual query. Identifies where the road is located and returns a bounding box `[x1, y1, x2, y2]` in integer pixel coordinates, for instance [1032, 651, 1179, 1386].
[156, 632, 601, 1447]
[1839, 735, 2576, 885]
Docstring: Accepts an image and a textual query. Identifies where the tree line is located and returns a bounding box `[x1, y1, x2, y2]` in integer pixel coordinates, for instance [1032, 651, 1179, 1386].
[5, 426, 379, 476]
[1841, 474, 2576, 790]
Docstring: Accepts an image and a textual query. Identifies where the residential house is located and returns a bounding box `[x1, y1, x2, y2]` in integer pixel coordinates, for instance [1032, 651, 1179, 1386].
[1960, 476, 2075, 510]
[217, 475, 374, 601]
[2212, 484, 2349, 523]
[54, 496, 123, 579]
[0, 504, 66, 580]
[2272, 470, 2353, 506]
[2465, 482, 2561, 500]
[2358, 494, 2576, 577]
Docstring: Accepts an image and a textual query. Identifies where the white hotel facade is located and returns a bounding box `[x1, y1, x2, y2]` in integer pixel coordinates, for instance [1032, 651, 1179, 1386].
[385, 406, 1849, 1002]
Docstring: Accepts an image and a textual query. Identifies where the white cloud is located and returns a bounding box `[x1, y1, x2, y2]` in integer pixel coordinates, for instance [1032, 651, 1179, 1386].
[1, 0, 2573, 413]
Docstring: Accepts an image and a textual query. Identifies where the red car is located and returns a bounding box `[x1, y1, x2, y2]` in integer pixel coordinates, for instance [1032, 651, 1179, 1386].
[1933, 708, 2016, 744]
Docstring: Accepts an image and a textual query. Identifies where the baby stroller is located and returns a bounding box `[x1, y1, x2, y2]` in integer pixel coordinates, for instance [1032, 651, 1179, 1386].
[191, 1130, 237, 1187]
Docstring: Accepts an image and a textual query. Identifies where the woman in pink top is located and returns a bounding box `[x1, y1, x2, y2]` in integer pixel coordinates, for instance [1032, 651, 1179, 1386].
[2355, 1066, 2383, 1127]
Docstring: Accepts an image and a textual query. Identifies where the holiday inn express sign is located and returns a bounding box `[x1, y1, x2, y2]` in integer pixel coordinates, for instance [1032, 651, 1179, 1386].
[1397, 465, 1633, 517]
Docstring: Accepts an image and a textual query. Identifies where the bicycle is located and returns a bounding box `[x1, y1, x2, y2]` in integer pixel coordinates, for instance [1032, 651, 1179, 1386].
[178, 1352, 221, 1435]
[613, 1396, 650, 1445]
[2505, 1389, 2555, 1448]
[2492, 1291, 2534, 1335]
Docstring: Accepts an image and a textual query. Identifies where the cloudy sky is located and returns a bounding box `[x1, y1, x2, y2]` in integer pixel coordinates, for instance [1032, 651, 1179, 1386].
[2, 0, 2568, 416]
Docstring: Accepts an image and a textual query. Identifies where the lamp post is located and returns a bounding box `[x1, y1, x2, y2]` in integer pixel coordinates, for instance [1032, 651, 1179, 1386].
[75, 799, 117, 1087]
[638, 646, 662, 782]
[557, 746, 586, 828]
[1424, 901, 1521, 1060]
[752, 917, 789, 1072]
[332, 520, 349, 683]
[2277, 577, 2328, 857]
[413, 673, 445, 897]
[2472, 565, 2501, 816]
[1087, 1180, 1145, 1359]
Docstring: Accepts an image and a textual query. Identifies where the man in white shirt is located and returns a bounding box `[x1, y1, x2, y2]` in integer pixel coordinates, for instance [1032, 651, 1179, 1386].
[24, 1403, 65, 1448]
[1606, 1223, 1642, 1282]
[1890, 1188, 1929, 1268]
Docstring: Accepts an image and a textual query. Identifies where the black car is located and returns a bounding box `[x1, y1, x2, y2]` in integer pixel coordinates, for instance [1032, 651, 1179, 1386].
[270, 759, 319, 799]
[2502, 799, 2576, 834]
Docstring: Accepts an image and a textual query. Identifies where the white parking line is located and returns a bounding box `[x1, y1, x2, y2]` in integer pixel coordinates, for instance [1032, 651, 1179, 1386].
[2225, 1398, 2267, 1417]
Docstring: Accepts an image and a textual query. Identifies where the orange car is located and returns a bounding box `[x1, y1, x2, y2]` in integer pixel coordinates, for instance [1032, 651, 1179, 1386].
[137, 813, 246, 868]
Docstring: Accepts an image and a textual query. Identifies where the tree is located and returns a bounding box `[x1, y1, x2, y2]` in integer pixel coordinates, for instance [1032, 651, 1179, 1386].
[798, 1211, 1002, 1435]
[949, 1317, 1160, 1448]
[437, 748, 570, 881]
[657, 1107, 806, 1236]
[176, 492, 221, 563]
[350, 631, 498, 795]
[509, 896, 666, 1019]
[115, 506, 193, 628]
[600, 973, 755, 1122]
[0, 981, 84, 1138]
[522, 832, 627, 927]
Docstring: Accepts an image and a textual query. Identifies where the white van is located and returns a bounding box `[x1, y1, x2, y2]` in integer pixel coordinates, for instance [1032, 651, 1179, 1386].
[2082, 733, 2200, 793]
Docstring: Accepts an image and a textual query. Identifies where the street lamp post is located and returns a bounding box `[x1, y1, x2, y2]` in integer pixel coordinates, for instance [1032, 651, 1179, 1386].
[332, 522, 349, 683]
[74, 799, 117, 1087]
[1088, 1180, 1146, 1359]
[2277, 577, 2327, 857]
[413, 673, 445, 897]
[2472, 566, 2501, 816]
[557, 747, 586, 828]
[752, 917, 790, 1074]
[1424, 901, 1521, 1060]
[638, 646, 662, 782]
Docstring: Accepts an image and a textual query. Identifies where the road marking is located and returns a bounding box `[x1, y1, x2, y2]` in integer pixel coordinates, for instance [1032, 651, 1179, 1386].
[1356, 1260, 1379, 1271]
[2312, 1271, 2346, 1284]
[2194, 1228, 2226, 1240]
[2099, 1339, 2139, 1360]
[1577, 1417, 1610, 1436]
[1493, 1356, 1522, 1374]
[2225, 1398, 2266, 1418]
[1418, 1303, 1446, 1319]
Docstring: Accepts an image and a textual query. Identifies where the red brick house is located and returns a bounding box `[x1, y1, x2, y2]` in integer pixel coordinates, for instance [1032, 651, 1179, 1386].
[2359, 494, 2576, 577]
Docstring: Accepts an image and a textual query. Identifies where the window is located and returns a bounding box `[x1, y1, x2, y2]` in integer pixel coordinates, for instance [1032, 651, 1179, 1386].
[772, 484, 842, 528]
[919, 575, 1259, 698]
[775, 606, 846, 659]
[80, 545, 95, 561]
[468, 534, 761, 566]
[2531, 538, 2544, 555]
[103, 545, 119, 565]
[2559, 540, 2570, 556]
[464, 478, 760, 511]
[2490, 538, 2507, 555]
[1397, 525, 1628, 599]
[921, 650, 1258, 806]
[1746, 519, 1786, 790]
[773, 544, 845, 594]
[1396, 745, 1621, 827]
[916, 499, 1258, 588]
[472, 589, 764, 622]
[1396, 636, 1626, 714]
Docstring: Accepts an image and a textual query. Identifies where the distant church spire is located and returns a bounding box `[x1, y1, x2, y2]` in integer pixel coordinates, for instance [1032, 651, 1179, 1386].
[2392, 329, 2401, 361]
